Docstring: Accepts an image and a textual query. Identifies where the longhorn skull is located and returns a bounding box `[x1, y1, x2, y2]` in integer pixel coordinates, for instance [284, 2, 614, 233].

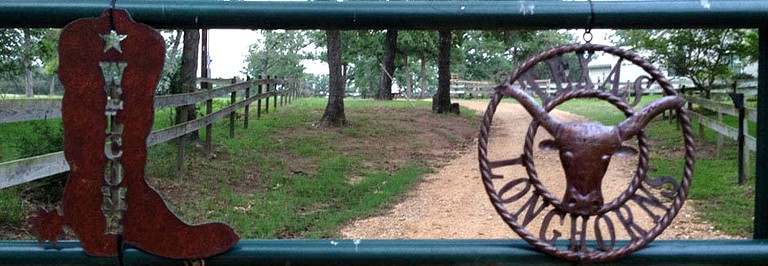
[501, 85, 684, 215]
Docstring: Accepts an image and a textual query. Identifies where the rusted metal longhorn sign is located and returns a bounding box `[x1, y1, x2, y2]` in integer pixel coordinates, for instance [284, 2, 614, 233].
[479, 44, 696, 262]
[29, 10, 238, 259]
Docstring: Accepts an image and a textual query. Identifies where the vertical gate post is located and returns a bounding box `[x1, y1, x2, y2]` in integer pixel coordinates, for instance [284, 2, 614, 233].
[230, 76, 237, 138]
[244, 76, 251, 129]
[755, 27, 768, 239]
[258, 74, 263, 119]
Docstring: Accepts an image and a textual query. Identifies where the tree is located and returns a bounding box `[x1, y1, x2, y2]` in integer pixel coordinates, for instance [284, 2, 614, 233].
[377, 29, 397, 100]
[397, 31, 439, 98]
[318, 30, 346, 127]
[307, 30, 383, 98]
[177, 29, 200, 139]
[433, 30, 452, 113]
[0, 29, 58, 97]
[157, 29, 183, 95]
[343, 30, 384, 98]
[614, 29, 757, 99]
[454, 30, 572, 82]
[244, 30, 307, 79]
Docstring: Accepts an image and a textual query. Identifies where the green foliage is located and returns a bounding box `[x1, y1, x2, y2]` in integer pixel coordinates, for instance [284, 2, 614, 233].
[304, 73, 329, 97]
[453, 30, 573, 81]
[0, 119, 66, 227]
[613, 29, 757, 98]
[0, 28, 59, 95]
[244, 30, 308, 79]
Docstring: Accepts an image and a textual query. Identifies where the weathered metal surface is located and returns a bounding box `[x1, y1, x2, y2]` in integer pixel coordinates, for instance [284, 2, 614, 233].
[45, 9, 238, 259]
[2, 0, 768, 29]
[0, 239, 765, 265]
[479, 43, 695, 262]
[755, 28, 768, 240]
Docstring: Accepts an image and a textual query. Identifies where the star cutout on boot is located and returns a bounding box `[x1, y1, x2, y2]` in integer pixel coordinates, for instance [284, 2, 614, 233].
[101, 30, 126, 53]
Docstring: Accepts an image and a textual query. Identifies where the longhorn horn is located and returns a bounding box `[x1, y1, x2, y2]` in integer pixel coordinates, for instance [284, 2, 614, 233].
[497, 84, 562, 136]
[618, 96, 685, 140]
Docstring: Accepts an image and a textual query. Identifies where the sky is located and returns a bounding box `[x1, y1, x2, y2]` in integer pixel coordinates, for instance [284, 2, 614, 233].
[206, 29, 327, 78]
[204, 29, 613, 79]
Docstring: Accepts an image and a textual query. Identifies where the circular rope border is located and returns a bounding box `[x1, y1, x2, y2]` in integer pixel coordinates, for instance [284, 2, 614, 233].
[478, 43, 695, 262]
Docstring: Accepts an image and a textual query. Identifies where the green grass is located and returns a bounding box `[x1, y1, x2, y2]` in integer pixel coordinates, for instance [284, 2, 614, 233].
[1, 97, 478, 239]
[144, 98, 478, 238]
[557, 94, 756, 237]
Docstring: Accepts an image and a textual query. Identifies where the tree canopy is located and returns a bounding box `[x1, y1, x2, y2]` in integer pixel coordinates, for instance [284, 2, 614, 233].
[244, 30, 308, 79]
[614, 29, 758, 98]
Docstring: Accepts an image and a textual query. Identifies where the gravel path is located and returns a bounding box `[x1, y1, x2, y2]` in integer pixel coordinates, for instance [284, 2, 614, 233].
[340, 101, 740, 240]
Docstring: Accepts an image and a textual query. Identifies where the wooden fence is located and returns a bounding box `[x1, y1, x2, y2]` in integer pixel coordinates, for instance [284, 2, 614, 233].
[683, 95, 757, 180]
[0, 77, 298, 189]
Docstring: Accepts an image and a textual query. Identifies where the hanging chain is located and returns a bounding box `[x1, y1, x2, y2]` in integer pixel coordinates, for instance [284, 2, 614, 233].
[583, 0, 595, 43]
[109, 0, 117, 31]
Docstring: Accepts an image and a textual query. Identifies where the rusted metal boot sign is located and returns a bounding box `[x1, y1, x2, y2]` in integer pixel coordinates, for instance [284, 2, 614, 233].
[29, 9, 238, 259]
[479, 44, 696, 262]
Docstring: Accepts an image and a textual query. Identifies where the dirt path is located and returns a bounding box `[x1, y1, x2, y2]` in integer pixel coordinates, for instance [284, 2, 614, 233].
[340, 101, 740, 240]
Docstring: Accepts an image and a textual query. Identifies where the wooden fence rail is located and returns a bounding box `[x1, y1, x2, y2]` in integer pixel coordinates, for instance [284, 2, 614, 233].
[0, 78, 297, 189]
[0, 79, 290, 124]
[683, 94, 756, 181]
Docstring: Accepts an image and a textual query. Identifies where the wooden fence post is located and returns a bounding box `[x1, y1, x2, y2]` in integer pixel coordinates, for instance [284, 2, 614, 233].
[230, 76, 237, 138]
[176, 110, 187, 178]
[744, 119, 751, 180]
[287, 80, 295, 104]
[280, 82, 285, 107]
[258, 75, 263, 119]
[265, 75, 270, 114]
[244, 76, 251, 129]
[717, 107, 723, 159]
[273, 76, 278, 110]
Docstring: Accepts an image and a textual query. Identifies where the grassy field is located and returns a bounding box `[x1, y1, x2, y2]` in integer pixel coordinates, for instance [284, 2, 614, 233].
[557, 95, 756, 237]
[0, 98, 480, 239]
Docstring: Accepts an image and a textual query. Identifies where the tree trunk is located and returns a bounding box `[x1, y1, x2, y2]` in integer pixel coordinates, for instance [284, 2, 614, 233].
[403, 53, 412, 98]
[49, 75, 56, 95]
[420, 54, 427, 99]
[318, 30, 346, 127]
[178, 29, 200, 139]
[434, 30, 452, 113]
[22, 29, 34, 98]
[377, 29, 398, 100]
[167, 30, 183, 72]
[342, 63, 349, 90]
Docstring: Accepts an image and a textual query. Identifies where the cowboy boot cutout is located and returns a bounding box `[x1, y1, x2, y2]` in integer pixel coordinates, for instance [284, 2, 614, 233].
[58, 10, 238, 259]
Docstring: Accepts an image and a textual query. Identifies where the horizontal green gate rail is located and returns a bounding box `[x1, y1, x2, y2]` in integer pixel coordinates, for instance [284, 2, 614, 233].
[0, 0, 767, 29]
[0, 0, 767, 264]
[1, 240, 767, 265]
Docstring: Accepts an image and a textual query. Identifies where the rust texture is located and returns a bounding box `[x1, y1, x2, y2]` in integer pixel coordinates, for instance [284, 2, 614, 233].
[29, 207, 64, 246]
[478, 43, 696, 262]
[53, 9, 238, 259]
